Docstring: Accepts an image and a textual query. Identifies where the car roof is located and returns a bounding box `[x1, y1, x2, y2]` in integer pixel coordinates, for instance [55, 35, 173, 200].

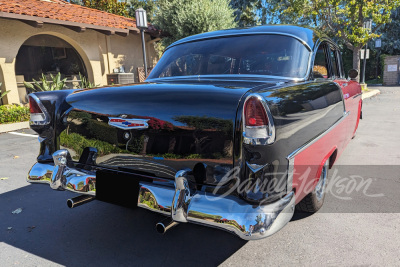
[168, 25, 331, 52]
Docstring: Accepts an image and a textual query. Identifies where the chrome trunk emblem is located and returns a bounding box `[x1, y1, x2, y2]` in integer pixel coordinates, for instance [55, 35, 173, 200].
[108, 117, 149, 130]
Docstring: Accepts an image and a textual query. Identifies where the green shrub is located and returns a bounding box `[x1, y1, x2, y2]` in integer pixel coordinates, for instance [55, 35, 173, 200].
[0, 104, 30, 124]
[128, 134, 144, 154]
[60, 131, 122, 158]
[87, 119, 119, 145]
[186, 154, 201, 159]
[162, 153, 182, 159]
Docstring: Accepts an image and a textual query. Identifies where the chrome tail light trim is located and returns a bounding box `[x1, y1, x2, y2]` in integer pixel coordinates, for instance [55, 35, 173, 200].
[242, 93, 276, 145]
[28, 93, 50, 126]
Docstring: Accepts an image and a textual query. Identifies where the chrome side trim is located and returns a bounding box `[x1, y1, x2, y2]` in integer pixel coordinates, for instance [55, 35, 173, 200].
[353, 93, 362, 99]
[287, 157, 295, 192]
[333, 81, 347, 113]
[287, 111, 350, 161]
[242, 93, 276, 145]
[285, 111, 349, 192]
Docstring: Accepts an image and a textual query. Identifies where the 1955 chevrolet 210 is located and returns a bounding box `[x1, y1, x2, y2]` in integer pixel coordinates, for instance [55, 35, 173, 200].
[27, 25, 362, 240]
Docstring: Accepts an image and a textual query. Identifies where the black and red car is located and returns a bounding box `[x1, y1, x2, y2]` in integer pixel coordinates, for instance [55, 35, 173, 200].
[27, 25, 362, 240]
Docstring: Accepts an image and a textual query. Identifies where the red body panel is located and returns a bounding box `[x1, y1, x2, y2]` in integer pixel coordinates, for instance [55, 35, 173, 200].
[292, 80, 362, 204]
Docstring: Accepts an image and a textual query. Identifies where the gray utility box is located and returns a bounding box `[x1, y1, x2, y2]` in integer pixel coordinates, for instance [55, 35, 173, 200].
[107, 73, 135, 85]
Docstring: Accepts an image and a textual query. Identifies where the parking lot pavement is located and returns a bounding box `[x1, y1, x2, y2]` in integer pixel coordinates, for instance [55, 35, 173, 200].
[0, 87, 400, 266]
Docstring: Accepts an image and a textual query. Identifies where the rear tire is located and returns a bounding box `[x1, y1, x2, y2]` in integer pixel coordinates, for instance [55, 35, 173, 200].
[296, 160, 329, 213]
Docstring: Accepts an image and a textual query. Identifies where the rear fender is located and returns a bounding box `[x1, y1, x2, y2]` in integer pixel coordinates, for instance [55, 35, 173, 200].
[30, 90, 76, 161]
[315, 146, 337, 183]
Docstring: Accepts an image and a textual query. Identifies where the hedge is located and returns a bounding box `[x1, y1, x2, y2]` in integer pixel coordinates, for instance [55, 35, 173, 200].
[0, 105, 30, 124]
[60, 131, 122, 158]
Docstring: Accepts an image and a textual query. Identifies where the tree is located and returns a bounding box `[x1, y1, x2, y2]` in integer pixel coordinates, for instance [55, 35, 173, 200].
[127, 0, 158, 22]
[381, 7, 400, 54]
[153, 0, 237, 49]
[264, 0, 400, 76]
[69, 0, 129, 17]
[229, 0, 259, 26]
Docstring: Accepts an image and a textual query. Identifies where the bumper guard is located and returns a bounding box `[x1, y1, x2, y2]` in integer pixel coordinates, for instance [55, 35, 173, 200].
[28, 149, 295, 240]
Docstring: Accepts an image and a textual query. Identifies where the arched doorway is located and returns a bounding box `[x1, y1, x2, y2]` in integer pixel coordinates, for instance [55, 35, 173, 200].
[15, 34, 88, 102]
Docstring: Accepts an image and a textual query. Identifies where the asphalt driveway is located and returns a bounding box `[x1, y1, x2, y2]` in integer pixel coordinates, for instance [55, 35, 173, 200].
[0, 86, 399, 266]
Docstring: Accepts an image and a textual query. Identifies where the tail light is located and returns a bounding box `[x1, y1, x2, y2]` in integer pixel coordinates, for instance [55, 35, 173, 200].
[29, 94, 49, 125]
[243, 94, 275, 145]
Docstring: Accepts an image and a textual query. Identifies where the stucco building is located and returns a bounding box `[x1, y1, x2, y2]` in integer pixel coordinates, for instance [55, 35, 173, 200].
[0, 0, 159, 105]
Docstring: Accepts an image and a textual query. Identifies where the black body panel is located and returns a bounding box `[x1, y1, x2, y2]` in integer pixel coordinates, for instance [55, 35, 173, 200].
[61, 79, 278, 185]
[234, 80, 344, 202]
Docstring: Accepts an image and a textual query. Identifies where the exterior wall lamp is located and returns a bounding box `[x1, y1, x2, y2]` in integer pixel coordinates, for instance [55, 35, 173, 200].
[135, 8, 148, 78]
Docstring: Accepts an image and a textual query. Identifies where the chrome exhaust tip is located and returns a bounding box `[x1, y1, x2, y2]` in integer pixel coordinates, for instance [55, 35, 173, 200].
[67, 195, 95, 208]
[156, 217, 178, 234]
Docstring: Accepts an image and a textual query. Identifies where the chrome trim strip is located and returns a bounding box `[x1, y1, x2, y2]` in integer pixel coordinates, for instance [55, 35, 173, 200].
[287, 157, 295, 192]
[246, 162, 268, 173]
[158, 32, 313, 82]
[287, 111, 350, 161]
[242, 93, 276, 145]
[285, 111, 349, 192]
[169, 32, 312, 52]
[147, 74, 305, 83]
[353, 93, 362, 99]
[333, 81, 347, 113]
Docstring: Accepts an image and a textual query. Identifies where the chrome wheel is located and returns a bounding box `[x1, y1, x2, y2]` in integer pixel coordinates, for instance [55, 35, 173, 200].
[315, 162, 328, 201]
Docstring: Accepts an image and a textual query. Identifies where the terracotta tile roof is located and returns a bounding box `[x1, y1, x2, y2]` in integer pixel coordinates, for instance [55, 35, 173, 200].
[0, 0, 137, 31]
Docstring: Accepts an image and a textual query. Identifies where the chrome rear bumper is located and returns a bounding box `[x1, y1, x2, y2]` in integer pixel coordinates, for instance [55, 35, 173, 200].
[28, 150, 295, 240]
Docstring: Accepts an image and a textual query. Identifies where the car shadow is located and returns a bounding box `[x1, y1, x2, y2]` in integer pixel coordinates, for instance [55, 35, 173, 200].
[0, 184, 247, 266]
[290, 210, 314, 221]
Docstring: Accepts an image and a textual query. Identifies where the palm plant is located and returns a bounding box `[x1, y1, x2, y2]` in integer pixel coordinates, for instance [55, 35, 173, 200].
[0, 82, 10, 103]
[24, 73, 67, 91]
[79, 73, 97, 89]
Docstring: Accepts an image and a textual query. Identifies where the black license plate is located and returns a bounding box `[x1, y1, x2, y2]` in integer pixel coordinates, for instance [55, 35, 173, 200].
[96, 170, 140, 208]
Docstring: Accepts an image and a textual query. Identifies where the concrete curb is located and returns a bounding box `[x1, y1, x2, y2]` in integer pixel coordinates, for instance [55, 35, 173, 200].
[0, 121, 29, 134]
[362, 89, 380, 100]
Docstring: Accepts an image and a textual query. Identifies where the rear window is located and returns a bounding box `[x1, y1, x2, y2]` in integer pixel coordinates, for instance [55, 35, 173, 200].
[148, 35, 311, 79]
